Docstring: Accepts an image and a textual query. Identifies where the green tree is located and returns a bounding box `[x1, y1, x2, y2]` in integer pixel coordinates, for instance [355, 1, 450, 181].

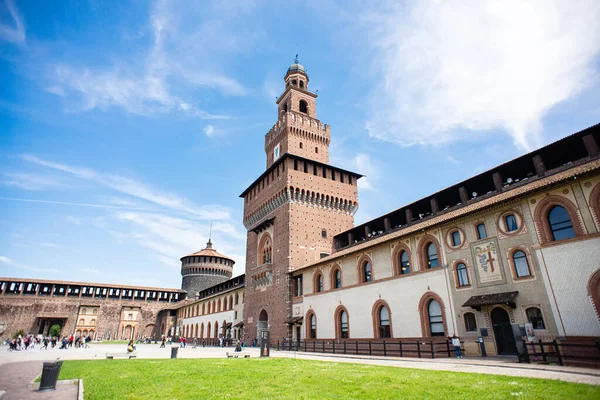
[49, 324, 61, 337]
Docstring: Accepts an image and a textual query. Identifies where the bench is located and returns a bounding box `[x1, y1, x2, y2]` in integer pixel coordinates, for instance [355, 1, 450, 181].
[106, 352, 137, 359]
[226, 351, 250, 358]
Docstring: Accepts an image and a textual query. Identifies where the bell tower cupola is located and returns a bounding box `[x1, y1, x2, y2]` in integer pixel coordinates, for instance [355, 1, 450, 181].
[266, 56, 331, 168]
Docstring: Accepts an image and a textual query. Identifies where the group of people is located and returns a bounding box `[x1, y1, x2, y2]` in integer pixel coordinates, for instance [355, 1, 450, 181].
[5, 333, 92, 351]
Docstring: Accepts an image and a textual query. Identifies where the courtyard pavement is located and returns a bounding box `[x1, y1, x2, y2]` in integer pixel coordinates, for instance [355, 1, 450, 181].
[0, 342, 598, 398]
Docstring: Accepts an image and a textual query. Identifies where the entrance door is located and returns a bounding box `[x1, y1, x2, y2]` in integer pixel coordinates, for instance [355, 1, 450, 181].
[295, 326, 301, 341]
[491, 307, 517, 355]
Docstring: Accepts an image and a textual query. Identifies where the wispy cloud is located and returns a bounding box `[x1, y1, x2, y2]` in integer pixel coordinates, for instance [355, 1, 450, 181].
[1, 172, 67, 191]
[41, 243, 58, 248]
[44, 0, 253, 118]
[21, 154, 231, 220]
[0, 197, 157, 211]
[363, 0, 600, 150]
[0, 0, 25, 44]
[203, 124, 224, 138]
[66, 216, 81, 225]
[0, 255, 61, 274]
[352, 153, 376, 192]
[116, 211, 246, 275]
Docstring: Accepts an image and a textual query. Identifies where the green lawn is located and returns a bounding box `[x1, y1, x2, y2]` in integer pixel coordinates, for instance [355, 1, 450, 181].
[57, 358, 599, 400]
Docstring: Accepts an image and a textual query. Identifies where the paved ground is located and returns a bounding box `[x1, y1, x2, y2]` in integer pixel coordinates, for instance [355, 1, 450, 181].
[0, 360, 79, 400]
[0, 342, 598, 396]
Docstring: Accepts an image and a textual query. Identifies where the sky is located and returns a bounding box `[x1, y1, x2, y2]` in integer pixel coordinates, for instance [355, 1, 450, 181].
[1, 0, 599, 289]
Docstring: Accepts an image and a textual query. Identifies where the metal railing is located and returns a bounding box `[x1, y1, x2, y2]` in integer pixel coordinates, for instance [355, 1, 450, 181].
[275, 339, 458, 359]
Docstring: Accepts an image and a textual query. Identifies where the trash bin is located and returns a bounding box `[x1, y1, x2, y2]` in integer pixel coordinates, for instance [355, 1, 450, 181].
[39, 360, 63, 392]
[171, 345, 179, 359]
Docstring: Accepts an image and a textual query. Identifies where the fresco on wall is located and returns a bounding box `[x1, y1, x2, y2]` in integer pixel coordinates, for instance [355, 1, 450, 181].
[474, 241, 503, 283]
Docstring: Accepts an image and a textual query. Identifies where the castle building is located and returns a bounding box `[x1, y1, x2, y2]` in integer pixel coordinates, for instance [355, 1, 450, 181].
[240, 60, 361, 340]
[289, 121, 600, 355]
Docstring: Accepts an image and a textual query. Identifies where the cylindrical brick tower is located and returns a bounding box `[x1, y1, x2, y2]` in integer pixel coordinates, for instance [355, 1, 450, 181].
[180, 239, 234, 298]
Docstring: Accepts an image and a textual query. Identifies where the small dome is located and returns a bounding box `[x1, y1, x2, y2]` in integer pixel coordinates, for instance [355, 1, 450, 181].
[287, 63, 306, 74]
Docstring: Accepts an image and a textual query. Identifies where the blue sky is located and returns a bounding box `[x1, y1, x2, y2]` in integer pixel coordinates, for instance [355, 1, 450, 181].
[1, 0, 599, 288]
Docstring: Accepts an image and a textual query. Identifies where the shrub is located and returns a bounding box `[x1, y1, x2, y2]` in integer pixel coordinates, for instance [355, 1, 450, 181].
[49, 324, 62, 337]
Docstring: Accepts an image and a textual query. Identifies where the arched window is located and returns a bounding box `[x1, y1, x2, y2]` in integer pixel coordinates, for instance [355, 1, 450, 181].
[548, 205, 575, 241]
[207, 322, 211, 338]
[427, 243, 439, 268]
[513, 250, 531, 277]
[464, 312, 477, 332]
[299, 100, 308, 114]
[400, 251, 410, 274]
[200, 323, 204, 338]
[283, 103, 288, 112]
[79, 319, 84, 325]
[91, 319, 96, 326]
[332, 268, 341, 289]
[456, 263, 469, 287]
[361, 261, 372, 283]
[202, 303, 205, 314]
[299, 80, 304, 89]
[476, 223, 487, 239]
[214, 322, 219, 338]
[299, 142, 303, 149]
[235, 293, 239, 305]
[81, 308, 87, 315]
[378, 306, 391, 338]
[526, 307, 546, 329]
[307, 312, 317, 339]
[428, 300, 444, 336]
[339, 311, 349, 338]
[259, 235, 272, 265]
[315, 273, 323, 293]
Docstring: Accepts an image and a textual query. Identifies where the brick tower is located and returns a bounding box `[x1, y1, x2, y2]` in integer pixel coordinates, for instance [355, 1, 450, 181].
[240, 58, 361, 340]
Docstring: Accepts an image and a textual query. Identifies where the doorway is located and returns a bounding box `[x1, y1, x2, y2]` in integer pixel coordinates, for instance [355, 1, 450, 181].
[491, 307, 517, 355]
[258, 310, 269, 332]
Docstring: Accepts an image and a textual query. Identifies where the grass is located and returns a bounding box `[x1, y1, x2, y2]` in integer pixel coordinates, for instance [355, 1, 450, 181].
[90, 340, 130, 345]
[56, 358, 600, 400]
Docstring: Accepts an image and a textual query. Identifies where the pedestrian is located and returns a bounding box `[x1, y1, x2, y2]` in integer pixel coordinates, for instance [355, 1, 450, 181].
[452, 335, 463, 359]
[160, 337, 166, 348]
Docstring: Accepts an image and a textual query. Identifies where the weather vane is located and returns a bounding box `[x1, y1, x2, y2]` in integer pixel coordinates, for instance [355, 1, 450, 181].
[294, 54, 299, 64]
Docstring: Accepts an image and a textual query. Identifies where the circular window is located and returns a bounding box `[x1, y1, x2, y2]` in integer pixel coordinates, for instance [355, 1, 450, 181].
[445, 228, 465, 249]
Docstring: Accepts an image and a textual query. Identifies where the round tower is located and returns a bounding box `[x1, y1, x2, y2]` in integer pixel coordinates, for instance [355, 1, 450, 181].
[180, 239, 234, 298]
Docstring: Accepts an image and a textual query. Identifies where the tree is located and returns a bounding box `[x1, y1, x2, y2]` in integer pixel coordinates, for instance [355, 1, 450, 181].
[49, 324, 61, 337]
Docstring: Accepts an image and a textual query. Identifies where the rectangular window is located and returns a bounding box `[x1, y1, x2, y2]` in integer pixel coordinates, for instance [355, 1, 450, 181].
[304, 162, 308, 173]
[464, 313, 477, 332]
[331, 170, 336, 181]
[293, 276, 303, 296]
[476, 223, 487, 239]
[322, 168, 327, 178]
[451, 231, 461, 246]
[505, 214, 518, 232]
[340, 173, 344, 183]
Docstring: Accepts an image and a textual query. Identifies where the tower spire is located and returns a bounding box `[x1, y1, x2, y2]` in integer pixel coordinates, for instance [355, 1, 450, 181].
[206, 221, 213, 249]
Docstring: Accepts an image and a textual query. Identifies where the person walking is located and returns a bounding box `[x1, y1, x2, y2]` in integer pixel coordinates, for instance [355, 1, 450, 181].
[452, 335, 463, 359]
[160, 337, 166, 348]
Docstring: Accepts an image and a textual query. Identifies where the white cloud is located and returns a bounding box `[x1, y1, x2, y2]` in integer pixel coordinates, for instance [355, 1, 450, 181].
[66, 216, 81, 225]
[44, 0, 252, 118]
[364, 0, 600, 150]
[0, 255, 60, 274]
[0, 0, 25, 44]
[115, 212, 246, 275]
[203, 124, 224, 138]
[0, 255, 13, 264]
[1, 172, 67, 191]
[106, 197, 137, 206]
[351, 153, 378, 192]
[22, 154, 231, 220]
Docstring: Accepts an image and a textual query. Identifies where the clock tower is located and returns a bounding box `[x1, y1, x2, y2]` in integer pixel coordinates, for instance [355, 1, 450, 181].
[240, 59, 362, 340]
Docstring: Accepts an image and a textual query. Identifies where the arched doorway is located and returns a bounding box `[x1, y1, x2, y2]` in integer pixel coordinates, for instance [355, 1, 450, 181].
[123, 325, 132, 340]
[491, 307, 517, 355]
[258, 310, 269, 333]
